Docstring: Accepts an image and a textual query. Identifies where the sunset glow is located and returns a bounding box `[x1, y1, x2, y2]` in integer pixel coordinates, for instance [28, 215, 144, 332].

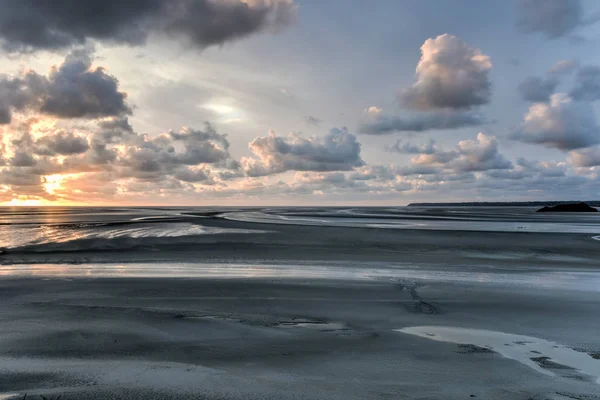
[0, 1, 599, 207]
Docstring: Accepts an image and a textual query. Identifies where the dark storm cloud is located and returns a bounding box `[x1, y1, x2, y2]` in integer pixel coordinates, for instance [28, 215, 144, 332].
[242, 127, 364, 176]
[0, 0, 297, 52]
[569, 66, 600, 101]
[518, 76, 558, 102]
[399, 34, 492, 111]
[359, 111, 484, 135]
[0, 49, 131, 123]
[517, 0, 588, 39]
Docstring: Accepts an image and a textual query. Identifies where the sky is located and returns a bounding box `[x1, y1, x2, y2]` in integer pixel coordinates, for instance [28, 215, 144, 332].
[1, 0, 600, 206]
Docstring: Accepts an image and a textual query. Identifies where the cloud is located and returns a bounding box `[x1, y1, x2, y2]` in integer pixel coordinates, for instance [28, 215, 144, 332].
[11, 152, 37, 167]
[0, 117, 242, 202]
[399, 34, 492, 111]
[242, 127, 364, 176]
[549, 59, 579, 75]
[386, 139, 436, 154]
[0, 107, 10, 124]
[305, 116, 322, 126]
[0, 0, 297, 53]
[34, 131, 90, 156]
[162, 0, 297, 48]
[518, 76, 558, 102]
[515, 158, 567, 177]
[348, 165, 397, 182]
[365, 106, 382, 115]
[359, 111, 484, 135]
[569, 146, 600, 167]
[406, 133, 512, 173]
[516, 0, 587, 39]
[117, 124, 238, 181]
[0, 48, 131, 123]
[569, 65, 600, 101]
[510, 93, 600, 150]
[450, 134, 513, 172]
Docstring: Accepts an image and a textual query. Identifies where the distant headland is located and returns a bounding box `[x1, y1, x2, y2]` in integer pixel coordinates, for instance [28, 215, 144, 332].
[536, 202, 598, 213]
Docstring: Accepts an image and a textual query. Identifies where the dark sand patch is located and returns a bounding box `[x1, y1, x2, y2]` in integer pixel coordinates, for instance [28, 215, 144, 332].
[457, 344, 496, 354]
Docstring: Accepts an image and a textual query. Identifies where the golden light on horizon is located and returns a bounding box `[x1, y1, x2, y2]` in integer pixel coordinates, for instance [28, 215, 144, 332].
[5, 198, 44, 206]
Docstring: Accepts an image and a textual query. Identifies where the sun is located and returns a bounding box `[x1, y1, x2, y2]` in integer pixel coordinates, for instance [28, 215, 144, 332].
[43, 174, 65, 195]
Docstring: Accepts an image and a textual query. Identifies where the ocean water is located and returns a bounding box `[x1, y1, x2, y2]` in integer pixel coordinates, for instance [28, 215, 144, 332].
[1, 205, 600, 268]
[224, 206, 600, 233]
[2, 206, 600, 248]
[0, 207, 264, 252]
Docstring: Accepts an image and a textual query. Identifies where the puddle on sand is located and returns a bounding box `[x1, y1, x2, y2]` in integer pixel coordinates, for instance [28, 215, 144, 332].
[396, 326, 600, 383]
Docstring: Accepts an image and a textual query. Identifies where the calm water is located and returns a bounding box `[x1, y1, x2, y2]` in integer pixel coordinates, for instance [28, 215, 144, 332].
[1, 205, 600, 260]
[2, 206, 600, 248]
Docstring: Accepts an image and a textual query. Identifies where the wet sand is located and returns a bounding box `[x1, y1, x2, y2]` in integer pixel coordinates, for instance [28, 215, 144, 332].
[0, 215, 599, 399]
[0, 270, 599, 399]
[2, 216, 600, 268]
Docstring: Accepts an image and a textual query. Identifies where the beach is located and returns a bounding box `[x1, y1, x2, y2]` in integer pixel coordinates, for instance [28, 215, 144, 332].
[0, 207, 599, 399]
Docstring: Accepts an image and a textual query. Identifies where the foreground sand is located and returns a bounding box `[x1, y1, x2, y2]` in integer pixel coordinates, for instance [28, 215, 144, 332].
[0, 266, 599, 399]
[1, 215, 600, 399]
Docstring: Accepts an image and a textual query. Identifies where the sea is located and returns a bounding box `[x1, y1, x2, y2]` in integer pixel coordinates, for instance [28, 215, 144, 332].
[0, 206, 600, 264]
[1, 205, 600, 257]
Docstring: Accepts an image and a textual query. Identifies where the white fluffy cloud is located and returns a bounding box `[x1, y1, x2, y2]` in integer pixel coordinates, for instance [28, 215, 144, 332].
[510, 93, 600, 150]
[399, 34, 492, 111]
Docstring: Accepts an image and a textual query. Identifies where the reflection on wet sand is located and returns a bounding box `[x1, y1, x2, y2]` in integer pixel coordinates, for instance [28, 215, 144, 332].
[397, 326, 600, 383]
[1, 262, 600, 293]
